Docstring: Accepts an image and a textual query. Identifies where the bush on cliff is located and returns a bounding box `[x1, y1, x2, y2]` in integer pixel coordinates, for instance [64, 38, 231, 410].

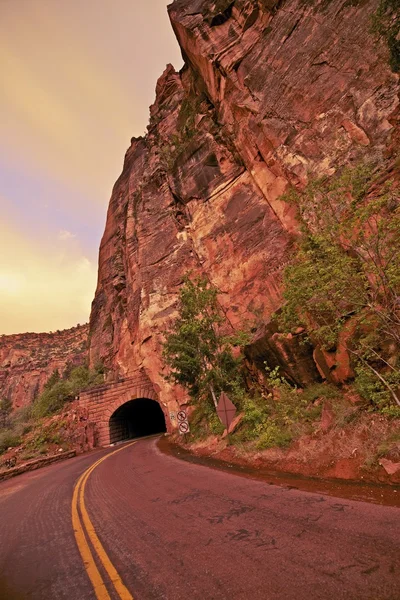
[372, 0, 400, 73]
[0, 430, 22, 455]
[0, 398, 12, 429]
[231, 370, 341, 449]
[278, 162, 400, 415]
[32, 364, 105, 419]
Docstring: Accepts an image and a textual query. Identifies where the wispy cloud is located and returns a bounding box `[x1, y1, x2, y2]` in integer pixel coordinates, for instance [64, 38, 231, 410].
[58, 230, 76, 241]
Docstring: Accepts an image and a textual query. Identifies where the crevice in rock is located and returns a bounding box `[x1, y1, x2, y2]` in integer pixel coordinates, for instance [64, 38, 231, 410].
[168, 187, 192, 230]
[282, 17, 301, 45]
[243, 6, 260, 32]
[210, 2, 235, 27]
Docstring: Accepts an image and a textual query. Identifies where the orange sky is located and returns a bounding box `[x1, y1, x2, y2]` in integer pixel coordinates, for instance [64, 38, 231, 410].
[0, 0, 183, 334]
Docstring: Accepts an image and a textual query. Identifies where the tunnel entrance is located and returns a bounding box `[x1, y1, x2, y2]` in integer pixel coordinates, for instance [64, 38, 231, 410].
[109, 398, 166, 444]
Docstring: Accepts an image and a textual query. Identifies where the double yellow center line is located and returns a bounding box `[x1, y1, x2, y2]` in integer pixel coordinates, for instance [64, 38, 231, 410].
[71, 442, 136, 600]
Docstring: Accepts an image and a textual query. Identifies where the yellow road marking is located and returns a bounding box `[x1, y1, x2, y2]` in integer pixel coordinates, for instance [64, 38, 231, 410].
[72, 442, 137, 600]
[71, 468, 111, 600]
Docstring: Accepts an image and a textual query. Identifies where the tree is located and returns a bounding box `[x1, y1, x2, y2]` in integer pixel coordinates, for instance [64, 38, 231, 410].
[44, 369, 60, 391]
[279, 162, 400, 413]
[32, 363, 106, 419]
[162, 276, 246, 408]
[0, 398, 12, 429]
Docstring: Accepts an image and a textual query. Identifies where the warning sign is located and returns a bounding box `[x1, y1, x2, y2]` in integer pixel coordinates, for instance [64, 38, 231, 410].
[217, 392, 237, 429]
[178, 421, 190, 434]
[177, 409, 190, 434]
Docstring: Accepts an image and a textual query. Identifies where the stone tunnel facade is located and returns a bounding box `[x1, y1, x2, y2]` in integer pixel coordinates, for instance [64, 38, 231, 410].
[78, 371, 169, 447]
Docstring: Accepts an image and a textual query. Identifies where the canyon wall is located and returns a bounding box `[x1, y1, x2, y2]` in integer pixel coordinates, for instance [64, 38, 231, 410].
[0, 325, 88, 409]
[88, 0, 399, 424]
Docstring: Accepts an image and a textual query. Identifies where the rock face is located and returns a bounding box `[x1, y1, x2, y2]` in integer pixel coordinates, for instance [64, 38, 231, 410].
[88, 0, 399, 427]
[0, 325, 88, 409]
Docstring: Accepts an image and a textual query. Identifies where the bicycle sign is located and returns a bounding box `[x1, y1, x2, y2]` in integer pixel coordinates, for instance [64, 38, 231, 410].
[178, 421, 190, 434]
[177, 409, 190, 434]
[177, 410, 187, 422]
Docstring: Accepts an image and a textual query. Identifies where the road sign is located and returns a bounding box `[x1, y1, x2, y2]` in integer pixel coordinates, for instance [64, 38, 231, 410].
[177, 410, 187, 422]
[178, 421, 190, 434]
[217, 392, 237, 429]
[177, 409, 190, 434]
[169, 411, 176, 421]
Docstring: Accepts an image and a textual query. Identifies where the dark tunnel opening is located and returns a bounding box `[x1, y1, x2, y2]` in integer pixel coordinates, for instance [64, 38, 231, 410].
[109, 398, 167, 444]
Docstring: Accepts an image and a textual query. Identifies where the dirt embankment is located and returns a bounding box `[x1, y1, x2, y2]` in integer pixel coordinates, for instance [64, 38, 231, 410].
[170, 410, 400, 488]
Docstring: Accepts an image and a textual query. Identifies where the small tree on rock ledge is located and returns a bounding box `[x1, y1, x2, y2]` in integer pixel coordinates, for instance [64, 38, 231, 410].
[162, 276, 247, 409]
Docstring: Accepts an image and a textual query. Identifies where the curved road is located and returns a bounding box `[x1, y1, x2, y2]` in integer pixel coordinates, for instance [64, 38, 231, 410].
[0, 438, 399, 600]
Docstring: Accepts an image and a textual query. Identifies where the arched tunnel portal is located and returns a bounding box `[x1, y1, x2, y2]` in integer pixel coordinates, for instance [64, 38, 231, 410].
[109, 398, 167, 444]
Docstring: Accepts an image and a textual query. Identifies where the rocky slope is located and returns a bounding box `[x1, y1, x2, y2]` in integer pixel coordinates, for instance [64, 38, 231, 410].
[88, 0, 399, 421]
[0, 325, 88, 409]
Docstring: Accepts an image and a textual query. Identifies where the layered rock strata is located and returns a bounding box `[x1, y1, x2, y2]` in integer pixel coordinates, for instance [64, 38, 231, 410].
[88, 0, 399, 426]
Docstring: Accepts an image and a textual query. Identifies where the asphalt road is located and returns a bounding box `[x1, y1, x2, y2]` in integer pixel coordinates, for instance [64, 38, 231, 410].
[0, 437, 399, 600]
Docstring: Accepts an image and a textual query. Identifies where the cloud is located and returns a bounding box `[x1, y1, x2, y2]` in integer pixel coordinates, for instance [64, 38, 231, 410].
[0, 220, 97, 334]
[58, 229, 76, 241]
[0, 0, 183, 334]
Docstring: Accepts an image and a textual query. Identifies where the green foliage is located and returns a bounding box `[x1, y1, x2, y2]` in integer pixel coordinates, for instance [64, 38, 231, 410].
[256, 424, 293, 451]
[1, 405, 35, 444]
[232, 373, 336, 450]
[189, 401, 225, 440]
[0, 430, 21, 455]
[0, 398, 12, 429]
[355, 364, 400, 418]
[233, 395, 294, 449]
[44, 369, 60, 391]
[371, 0, 400, 72]
[32, 381, 73, 419]
[279, 162, 400, 412]
[300, 382, 341, 404]
[162, 276, 247, 406]
[176, 97, 201, 141]
[26, 422, 63, 451]
[32, 363, 105, 419]
[159, 96, 205, 171]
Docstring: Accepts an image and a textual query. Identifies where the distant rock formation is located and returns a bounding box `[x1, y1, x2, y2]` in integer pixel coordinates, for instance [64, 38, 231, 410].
[0, 325, 88, 409]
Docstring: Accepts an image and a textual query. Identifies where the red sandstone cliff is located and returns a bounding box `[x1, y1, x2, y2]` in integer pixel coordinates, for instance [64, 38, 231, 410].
[88, 0, 399, 422]
[0, 325, 88, 409]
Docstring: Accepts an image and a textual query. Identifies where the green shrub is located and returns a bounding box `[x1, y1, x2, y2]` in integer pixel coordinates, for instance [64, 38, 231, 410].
[300, 383, 341, 404]
[0, 430, 21, 455]
[11, 404, 33, 424]
[26, 423, 64, 451]
[32, 381, 72, 419]
[0, 398, 12, 429]
[188, 401, 225, 440]
[32, 364, 105, 419]
[371, 0, 400, 72]
[278, 163, 400, 412]
[355, 365, 400, 418]
[232, 371, 331, 449]
[256, 423, 293, 450]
